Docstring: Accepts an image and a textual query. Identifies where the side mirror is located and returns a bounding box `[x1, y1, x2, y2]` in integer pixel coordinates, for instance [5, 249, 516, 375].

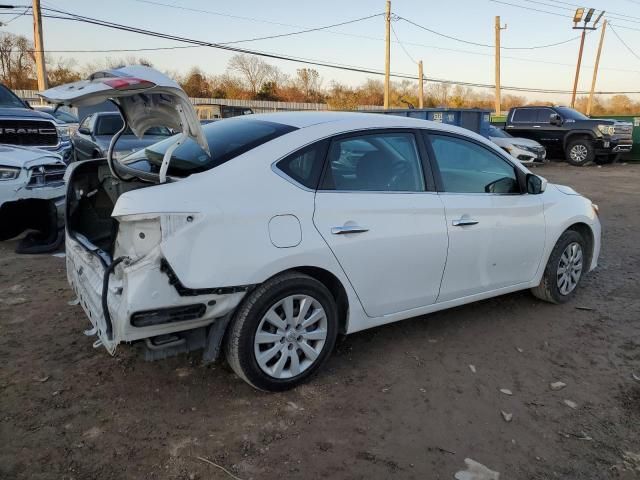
[78, 127, 90, 135]
[550, 113, 562, 126]
[526, 173, 547, 194]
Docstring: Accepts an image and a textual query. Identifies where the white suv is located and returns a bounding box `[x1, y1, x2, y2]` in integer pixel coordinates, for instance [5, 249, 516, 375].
[42, 67, 601, 391]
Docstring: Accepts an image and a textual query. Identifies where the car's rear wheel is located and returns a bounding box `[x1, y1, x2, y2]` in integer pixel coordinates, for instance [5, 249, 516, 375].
[531, 230, 586, 304]
[565, 139, 595, 166]
[224, 271, 338, 391]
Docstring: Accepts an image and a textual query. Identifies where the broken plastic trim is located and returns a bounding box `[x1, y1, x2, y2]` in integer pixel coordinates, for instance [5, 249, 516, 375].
[102, 256, 126, 340]
[160, 258, 253, 297]
[130, 303, 206, 327]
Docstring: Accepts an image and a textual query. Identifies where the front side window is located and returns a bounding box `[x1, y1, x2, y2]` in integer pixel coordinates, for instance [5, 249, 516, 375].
[512, 109, 536, 123]
[429, 134, 520, 194]
[321, 132, 425, 192]
[536, 108, 556, 123]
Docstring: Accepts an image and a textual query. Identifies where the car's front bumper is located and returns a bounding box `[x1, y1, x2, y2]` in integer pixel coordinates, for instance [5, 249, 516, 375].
[512, 147, 546, 165]
[595, 136, 633, 155]
[66, 233, 246, 354]
[38, 140, 73, 164]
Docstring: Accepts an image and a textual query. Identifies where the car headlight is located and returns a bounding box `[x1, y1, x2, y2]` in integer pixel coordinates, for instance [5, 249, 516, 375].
[56, 125, 71, 141]
[0, 166, 20, 181]
[512, 144, 531, 151]
[592, 203, 600, 217]
[597, 125, 615, 136]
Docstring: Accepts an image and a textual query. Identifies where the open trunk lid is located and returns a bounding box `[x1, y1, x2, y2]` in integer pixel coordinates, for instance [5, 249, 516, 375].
[38, 65, 209, 157]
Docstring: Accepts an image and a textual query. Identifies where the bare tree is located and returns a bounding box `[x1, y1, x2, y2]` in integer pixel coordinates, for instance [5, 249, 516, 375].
[46, 57, 81, 87]
[0, 33, 36, 89]
[295, 68, 322, 102]
[228, 54, 276, 97]
[180, 67, 212, 98]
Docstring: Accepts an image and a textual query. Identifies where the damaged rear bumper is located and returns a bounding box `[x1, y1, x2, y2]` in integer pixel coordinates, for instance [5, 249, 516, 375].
[66, 233, 247, 355]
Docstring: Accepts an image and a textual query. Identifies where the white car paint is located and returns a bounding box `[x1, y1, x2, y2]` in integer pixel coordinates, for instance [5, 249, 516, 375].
[0, 145, 66, 208]
[41, 68, 601, 370]
[489, 128, 546, 165]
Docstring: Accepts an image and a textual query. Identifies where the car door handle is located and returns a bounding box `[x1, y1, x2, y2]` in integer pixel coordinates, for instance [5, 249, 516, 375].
[452, 218, 479, 227]
[331, 225, 369, 234]
[533, 125, 541, 128]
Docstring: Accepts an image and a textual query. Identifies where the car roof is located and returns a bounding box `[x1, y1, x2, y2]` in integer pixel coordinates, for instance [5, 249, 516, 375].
[236, 110, 489, 142]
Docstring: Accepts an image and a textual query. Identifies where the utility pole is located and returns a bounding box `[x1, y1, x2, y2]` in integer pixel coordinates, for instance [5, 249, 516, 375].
[32, 0, 48, 90]
[494, 16, 506, 115]
[384, 0, 391, 109]
[570, 30, 586, 109]
[418, 60, 424, 108]
[570, 8, 602, 109]
[587, 19, 607, 116]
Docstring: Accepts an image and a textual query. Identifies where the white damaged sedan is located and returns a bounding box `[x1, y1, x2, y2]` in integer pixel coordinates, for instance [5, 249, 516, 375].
[41, 67, 601, 391]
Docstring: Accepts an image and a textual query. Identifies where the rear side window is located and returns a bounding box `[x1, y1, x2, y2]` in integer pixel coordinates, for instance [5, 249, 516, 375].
[512, 109, 536, 122]
[276, 141, 327, 189]
[321, 132, 425, 192]
[123, 119, 297, 175]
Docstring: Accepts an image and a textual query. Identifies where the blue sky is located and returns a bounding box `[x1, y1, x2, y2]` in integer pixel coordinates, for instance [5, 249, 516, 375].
[4, 0, 640, 102]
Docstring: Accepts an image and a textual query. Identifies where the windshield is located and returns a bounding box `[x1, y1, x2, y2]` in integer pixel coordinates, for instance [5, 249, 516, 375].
[0, 85, 27, 108]
[39, 107, 78, 123]
[96, 114, 172, 136]
[123, 119, 297, 175]
[555, 107, 589, 120]
[489, 126, 512, 138]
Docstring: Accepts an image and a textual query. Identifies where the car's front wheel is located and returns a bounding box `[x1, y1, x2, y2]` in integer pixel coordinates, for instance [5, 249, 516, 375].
[224, 272, 338, 391]
[565, 138, 595, 166]
[531, 230, 587, 304]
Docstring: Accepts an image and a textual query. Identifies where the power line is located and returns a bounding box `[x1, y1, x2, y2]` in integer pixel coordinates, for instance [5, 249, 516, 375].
[3, 4, 29, 23]
[488, 0, 573, 18]
[217, 13, 385, 46]
[390, 22, 417, 64]
[516, 0, 640, 25]
[609, 24, 640, 62]
[398, 15, 587, 49]
[546, 0, 640, 22]
[4, 7, 639, 74]
[2, 4, 639, 94]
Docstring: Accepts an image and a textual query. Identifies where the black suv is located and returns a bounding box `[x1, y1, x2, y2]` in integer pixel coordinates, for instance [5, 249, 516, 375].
[504, 106, 633, 166]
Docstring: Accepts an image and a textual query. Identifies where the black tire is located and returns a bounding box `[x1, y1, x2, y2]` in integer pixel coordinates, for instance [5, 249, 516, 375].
[224, 271, 338, 392]
[531, 230, 587, 304]
[565, 138, 595, 166]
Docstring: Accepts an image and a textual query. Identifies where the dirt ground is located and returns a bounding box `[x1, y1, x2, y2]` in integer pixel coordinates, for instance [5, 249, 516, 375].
[1, 162, 639, 480]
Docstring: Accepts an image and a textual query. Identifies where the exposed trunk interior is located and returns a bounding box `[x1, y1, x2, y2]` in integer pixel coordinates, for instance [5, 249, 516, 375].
[67, 160, 150, 257]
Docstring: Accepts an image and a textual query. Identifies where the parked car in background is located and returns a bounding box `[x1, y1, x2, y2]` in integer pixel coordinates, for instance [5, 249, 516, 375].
[488, 125, 546, 165]
[0, 145, 66, 253]
[0, 84, 73, 163]
[505, 106, 633, 166]
[194, 103, 253, 121]
[72, 111, 173, 161]
[33, 105, 79, 135]
[41, 66, 601, 391]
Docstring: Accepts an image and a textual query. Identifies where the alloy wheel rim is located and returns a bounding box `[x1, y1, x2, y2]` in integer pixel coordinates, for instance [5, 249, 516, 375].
[570, 144, 588, 163]
[254, 294, 328, 379]
[556, 242, 583, 295]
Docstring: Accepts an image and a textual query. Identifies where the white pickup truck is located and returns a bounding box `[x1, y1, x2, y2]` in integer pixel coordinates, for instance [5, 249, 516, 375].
[0, 145, 66, 253]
